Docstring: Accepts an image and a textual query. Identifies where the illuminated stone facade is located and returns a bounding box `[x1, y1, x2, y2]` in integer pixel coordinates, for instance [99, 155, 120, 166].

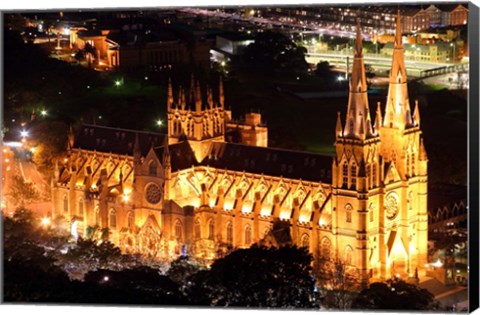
[52, 13, 428, 284]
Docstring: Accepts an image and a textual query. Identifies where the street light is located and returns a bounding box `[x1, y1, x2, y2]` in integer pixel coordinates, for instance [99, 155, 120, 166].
[40, 110, 47, 117]
[450, 43, 456, 64]
[156, 119, 163, 127]
[20, 130, 28, 138]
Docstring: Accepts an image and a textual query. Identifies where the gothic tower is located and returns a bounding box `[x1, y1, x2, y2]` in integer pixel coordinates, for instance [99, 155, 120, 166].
[167, 76, 227, 162]
[377, 10, 429, 278]
[332, 20, 382, 285]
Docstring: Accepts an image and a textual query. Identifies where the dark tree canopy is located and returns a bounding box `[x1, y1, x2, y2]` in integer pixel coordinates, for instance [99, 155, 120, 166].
[187, 245, 319, 308]
[351, 279, 438, 311]
[240, 31, 308, 75]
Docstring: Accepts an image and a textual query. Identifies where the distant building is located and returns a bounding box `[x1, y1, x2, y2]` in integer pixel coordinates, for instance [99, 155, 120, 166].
[70, 25, 210, 71]
[402, 8, 430, 33]
[382, 41, 453, 63]
[441, 4, 468, 26]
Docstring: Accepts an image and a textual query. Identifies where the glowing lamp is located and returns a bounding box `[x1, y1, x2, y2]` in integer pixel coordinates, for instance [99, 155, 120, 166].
[20, 130, 28, 138]
[41, 217, 51, 226]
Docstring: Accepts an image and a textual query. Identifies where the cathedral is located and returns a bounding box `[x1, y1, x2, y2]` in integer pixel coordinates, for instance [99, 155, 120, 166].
[52, 12, 428, 284]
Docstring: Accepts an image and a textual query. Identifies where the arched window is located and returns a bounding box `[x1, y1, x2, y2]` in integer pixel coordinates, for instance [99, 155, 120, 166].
[350, 163, 357, 189]
[321, 237, 331, 260]
[78, 198, 84, 217]
[372, 163, 377, 187]
[127, 211, 134, 228]
[345, 204, 353, 223]
[408, 191, 414, 211]
[63, 195, 68, 213]
[301, 234, 310, 248]
[95, 206, 101, 226]
[366, 164, 371, 189]
[226, 222, 233, 244]
[345, 246, 353, 265]
[208, 219, 214, 240]
[194, 219, 201, 239]
[109, 209, 117, 228]
[411, 153, 415, 175]
[149, 160, 157, 176]
[175, 220, 183, 241]
[244, 225, 252, 246]
[342, 162, 348, 186]
[370, 205, 374, 222]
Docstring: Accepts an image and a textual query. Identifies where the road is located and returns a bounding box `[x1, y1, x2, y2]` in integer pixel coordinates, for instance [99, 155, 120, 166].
[2, 146, 52, 217]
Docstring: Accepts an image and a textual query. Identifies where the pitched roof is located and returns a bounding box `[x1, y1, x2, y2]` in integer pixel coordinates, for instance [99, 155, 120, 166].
[73, 124, 165, 156]
[154, 141, 199, 172]
[201, 142, 333, 183]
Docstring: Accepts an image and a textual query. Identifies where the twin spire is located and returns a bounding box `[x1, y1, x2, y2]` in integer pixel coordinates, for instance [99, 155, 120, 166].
[339, 11, 420, 140]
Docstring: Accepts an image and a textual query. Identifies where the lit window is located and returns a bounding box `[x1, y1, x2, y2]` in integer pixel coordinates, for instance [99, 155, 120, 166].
[149, 161, 157, 176]
[342, 162, 348, 186]
[127, 211, 134, 228]
[109, 209, 116, 228]
[208, 219, 214, 240]
[78, 198, 84, 217]
[226, 222, 233, 244]
[195, 219, 201, 239]
[301, 234, 310, 248]
[63, 195, 68, 213]
[245, 225, 252, 245]
[175, 220, 183, 241]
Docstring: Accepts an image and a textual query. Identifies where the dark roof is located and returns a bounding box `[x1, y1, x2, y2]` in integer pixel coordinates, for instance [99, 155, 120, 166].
[73, 124, 165, 156]
[201, 142, 333, 183]
[154, 141, 200, 172]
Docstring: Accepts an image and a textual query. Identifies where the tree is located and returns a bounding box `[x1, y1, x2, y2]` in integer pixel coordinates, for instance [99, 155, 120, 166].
[82, 266, 182, 305]
[351, 279, 439, 310]
[315, 259, 361, 309]
[186, 245, 320, 308]
[54, 238, 130, 279]
[28, 120, 69, 175]
[240, 31, 308, 75]
[7, 175, 40, 208]
[315, 61, 333, 77]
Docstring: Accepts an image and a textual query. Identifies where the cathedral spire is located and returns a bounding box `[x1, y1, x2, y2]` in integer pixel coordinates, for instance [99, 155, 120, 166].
[207, 86, 214, 110]
[383, 10, 413, 129]
[413, 99, 421, 127]
[167, 78, 174, 111]
[374, 102, 383, 134]
[336, 111, 343, 139]
[180, 87, 186, 111]
[195, 81, 202, 113]
[342, 20, 372, 139]
[219, 76, 225, 109]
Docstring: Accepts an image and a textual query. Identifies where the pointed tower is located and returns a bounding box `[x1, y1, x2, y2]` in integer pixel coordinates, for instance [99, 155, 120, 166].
[167, 78, 174, 111]
[218, 76, 225, 109]
[342, 20, 374, 139]
[331, 20, 382, 286]
[373, 10, 429, 282]
[383, 10, 412, 130]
